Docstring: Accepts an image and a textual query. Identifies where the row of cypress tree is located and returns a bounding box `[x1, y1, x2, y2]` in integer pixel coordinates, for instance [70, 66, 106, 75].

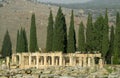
[46, 7, 120, 64]
[16, 28, 28, 52]
[16, 13, 39, 53]
[1, 7, 120, 64]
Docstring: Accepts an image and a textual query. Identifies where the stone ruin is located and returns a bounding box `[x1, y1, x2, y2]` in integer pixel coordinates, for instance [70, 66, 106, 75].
[6, 51, 103, 69]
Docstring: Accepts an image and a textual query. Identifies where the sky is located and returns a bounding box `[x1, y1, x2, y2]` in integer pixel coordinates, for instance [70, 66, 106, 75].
[37, 0, 92, 4]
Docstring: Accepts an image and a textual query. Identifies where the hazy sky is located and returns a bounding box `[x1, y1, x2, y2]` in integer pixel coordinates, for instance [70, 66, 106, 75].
[38, 0, 92, 4]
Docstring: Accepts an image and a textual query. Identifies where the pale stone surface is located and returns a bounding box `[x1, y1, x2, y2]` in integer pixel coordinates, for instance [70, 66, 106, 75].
[0, 65, 120, 78]
[9, 52, 102, 69]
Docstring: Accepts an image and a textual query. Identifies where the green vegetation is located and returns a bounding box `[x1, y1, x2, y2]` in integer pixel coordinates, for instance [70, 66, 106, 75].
[113, 12, 120, 64]
[101, 9, 109, 59]
[1, 7, 120, 65]
[52, 7, 67, 53]
[94, 15, 105, 51]
[67, 10, 76, 53]
[1, 30, 12, 58]
[86, 13, 94, 52]
[106, 26, 114, 64]
[29, 13, 39, 52]
[46, 10, 54, 52]
[78, 22, 85, 52]
[16, 28, 28, 53]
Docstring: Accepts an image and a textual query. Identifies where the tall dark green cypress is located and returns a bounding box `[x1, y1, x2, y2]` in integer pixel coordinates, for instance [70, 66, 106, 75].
[113, 12, 120, 64]
[16, 30, 20, 52]
[86, 13, 94, 52]
[16, 28, 28, 53]
[1, 30, 12, 58]
[94, 15, 104, 51]
[67, 10, 76, 53]
[106, 26, 114, 64]
[52, 7, 67, 53]
[101, 9, 109, 59]
[19, 28, 24, 52]
[30, 13, 39, 52]
[23, 28, 28, 52]
[78, 21, 85, 52]
[62, 13, 67, 53]
[46, 10, 54, 52]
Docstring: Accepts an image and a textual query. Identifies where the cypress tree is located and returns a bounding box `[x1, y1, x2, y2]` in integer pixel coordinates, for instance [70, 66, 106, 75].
[106, 26, 114, 64]
[52, 7, 67, 53]
[94, 15, 104, 52]
[1, 30, 12, 58]
[62, 13, 67, 53]
[46, 10, 54, 52]
[86, 13, 94, 52]
[16, 30, 20, 52]
[67, 10, 76, 53]
[113, 12, 120, 64]
[29, 13, 39, 52]
[16, 28, 28, 53]
[78, 21, 85, 52]
[23, 28, 28, 52]
[101, 9, 109, 59]
[19, 28, 24, 52]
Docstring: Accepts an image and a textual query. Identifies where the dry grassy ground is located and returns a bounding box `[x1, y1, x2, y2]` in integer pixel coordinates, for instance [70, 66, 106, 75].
[0, 0, 87, 52]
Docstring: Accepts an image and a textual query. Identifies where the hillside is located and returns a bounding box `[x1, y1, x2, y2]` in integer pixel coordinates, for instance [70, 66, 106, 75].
[0, 0, 83, 51]
[58, 0, 120, 9]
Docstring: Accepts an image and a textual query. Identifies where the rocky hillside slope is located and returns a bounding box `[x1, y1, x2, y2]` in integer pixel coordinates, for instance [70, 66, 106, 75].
[0, 0, 84, 51]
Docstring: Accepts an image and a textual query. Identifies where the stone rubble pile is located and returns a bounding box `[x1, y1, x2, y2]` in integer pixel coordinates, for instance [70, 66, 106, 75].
[0, 64, 120, 78]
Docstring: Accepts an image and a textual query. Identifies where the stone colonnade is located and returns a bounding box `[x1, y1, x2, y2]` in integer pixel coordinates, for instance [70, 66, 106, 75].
[11, 52, 102, 69]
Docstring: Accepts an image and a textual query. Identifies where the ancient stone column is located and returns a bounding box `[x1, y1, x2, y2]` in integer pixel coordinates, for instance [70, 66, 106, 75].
[70, 57, 73, 66]
[63, 57, 65, 66]
[99, 58, 103, 69]
[21, 54, 24, 68]
[83, 57, 86, 67]
[55, 57, 59, 66]
[6, 57, 9, 67]
[29, 55, 31, 66]
[88, 57, 91, 67]
[92, 57, 95, 67]
[52, 56, 54, 66]
[12, 54, 16, 64]
[44, 56, 47, 66]
[79, 57, 82, 67]
[59, 56, 62, 66]
[36, 56, 39, 68]
[19, 55, 21, 66]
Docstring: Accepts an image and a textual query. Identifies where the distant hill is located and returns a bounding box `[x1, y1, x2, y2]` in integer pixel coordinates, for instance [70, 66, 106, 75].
[0, 0, 82, 51]
[58, 0, 120, 9]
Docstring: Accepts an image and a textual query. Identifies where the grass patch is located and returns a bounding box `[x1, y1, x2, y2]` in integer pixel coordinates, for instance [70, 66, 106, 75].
[104, 65, 113, 73]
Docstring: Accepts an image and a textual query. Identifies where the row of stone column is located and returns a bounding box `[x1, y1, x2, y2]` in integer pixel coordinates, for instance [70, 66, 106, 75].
[12, 55, 96, 68]
[28, 56, 95, 67]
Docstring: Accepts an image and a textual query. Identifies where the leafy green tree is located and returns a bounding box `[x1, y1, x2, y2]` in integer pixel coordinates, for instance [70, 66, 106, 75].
[29, 13, 39, 52]
[113, 12, 120, 64]
[78, 21, 85, 52]
[101, 9, 109, 59]
[67, 10, 76, 53]
[52, 7, 67, 53]
[86, 13, 94, 52]
[46, 10, 54, 52]
[106, 26, 114, 64]
[1, 30, 12, 58]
